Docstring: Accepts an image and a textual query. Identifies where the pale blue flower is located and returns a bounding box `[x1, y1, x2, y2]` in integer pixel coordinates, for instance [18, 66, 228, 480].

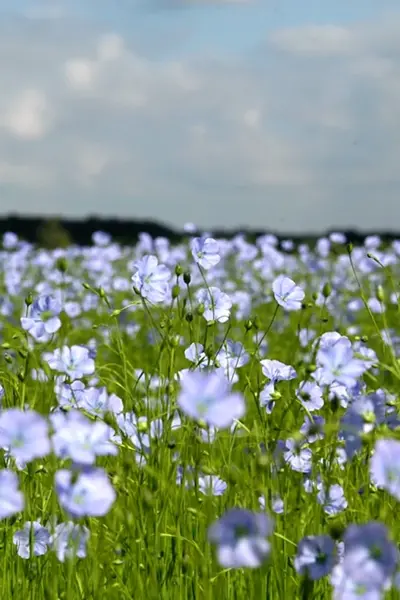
[294, 534, 336, 580]
[296, 380, 324, 412]
[260, 359, 297, 383]
[44, 345, 95, 380]
[51, 410, 118, 465]
[335, 522, 398, 593]
[272, 275, 304, 311]
[0, 469, 24, 519]
[198, 475, 227, 496]
[370, 438, 400, 501]
[196, 287, 232, 323]
[50, 522, 90, 562]
[55, 467, 116, 517]
[0, 409, 50, 463]
[208, 508, 274, 568]
[21, 294, 62, 342]
[13, 521, 50, 559]
[191, 237, 221, 270]
[131, 254, 171, 303]
[316, 337, 367, 388]
[177, 370, 245, 429]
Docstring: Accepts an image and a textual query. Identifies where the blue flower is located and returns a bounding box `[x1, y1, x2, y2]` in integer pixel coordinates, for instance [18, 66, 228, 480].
[55, 377, 86, 408]
[208, 508, 274, 568]
[55, 467, 116, 517]
[74, 386, 124, 417]
[131, 255, 171, 304]
[0, 469, 24, 519]
[50, 522, 90, 562]
[13, 521, 50, 559]
[217, 339, 249, 380]
[331, 567, 387, 599]
[184, 342, 207, 367]
[282, 438, 312, 473]
[332, 522, 399, 593]
[198, 475, 227, 496]
[316, 337, 367, 388]
[272, 275, 304, 311]
[294, 534, 336, 580]
[3, 231, 18, 249]
[349, 392, 386, 435]
[92, 231, 111, 246]
[258, 494, 284, 514]
[51, 409, 118, 465]
[115, 412, 155, 466]
[340, 408, 364, 460]
[0, 409, 50, 463]
[44, 345, 95, 380]
[21, 294, 62, 342]
[300, 415, 325, 443]
[370, 438, 400, 501]
[177, 370, 245, 429]
[191, 237, 221, 270]
[317, 483, 348, 516]
[260, 359, 297, 383]
[196, 287, 232, 323]
[259, 381, 277, 414]
[296, 381, 324, 412]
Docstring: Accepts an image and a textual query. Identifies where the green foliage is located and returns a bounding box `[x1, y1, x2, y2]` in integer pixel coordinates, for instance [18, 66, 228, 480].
[0, 245, 400, 599]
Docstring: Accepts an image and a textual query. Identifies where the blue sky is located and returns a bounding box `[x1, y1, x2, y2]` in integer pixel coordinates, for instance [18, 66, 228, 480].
[1, 0, 400, 232]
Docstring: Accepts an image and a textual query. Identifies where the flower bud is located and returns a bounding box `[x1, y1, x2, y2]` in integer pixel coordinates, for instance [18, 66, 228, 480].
[138, 419, 148, 433]
[244, 319, 253, 332]
[56, 257, 68, 273]
[197, 304, 205, 316]
[322, 282, 332, 298]
[172, 285, 180, 299]
[175, 264, 183, 277]
[376, 285, 385, 303]
[25, 292, 33, 307]
[170, 335, 180, 348]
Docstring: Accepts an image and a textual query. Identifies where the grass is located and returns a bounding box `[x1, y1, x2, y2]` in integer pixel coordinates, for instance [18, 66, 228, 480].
[0, 236, 400, 599]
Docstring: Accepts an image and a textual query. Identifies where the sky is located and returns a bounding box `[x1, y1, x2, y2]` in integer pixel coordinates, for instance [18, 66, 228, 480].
[1, 0, 400, 233]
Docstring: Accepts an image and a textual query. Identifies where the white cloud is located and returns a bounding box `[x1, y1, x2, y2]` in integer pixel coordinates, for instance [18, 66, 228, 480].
[65, 58, 98, 90]
[269, 25, 358, 57]
[0, 161, 53, 187]
[158, 0, 253, 6]
[23, 1, 67, 20]
[243, 108, 260, 128]
[1, 15, 400, 231]
[96, 33, 125, 62]
[2, 89, 51, 139]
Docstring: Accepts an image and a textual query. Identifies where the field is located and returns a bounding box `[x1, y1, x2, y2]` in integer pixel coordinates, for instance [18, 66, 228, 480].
[1, 230, 400, 599]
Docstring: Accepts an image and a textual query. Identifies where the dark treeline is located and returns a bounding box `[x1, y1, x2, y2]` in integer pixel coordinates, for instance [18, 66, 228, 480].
[0, 215, 399, 249]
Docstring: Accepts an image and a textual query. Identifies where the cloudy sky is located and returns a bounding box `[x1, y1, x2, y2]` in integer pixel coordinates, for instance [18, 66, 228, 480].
[1, 0, 400, 232]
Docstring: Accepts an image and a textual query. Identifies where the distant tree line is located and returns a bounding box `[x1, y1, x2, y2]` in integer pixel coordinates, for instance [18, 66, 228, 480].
[0, 215, 398, 249]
